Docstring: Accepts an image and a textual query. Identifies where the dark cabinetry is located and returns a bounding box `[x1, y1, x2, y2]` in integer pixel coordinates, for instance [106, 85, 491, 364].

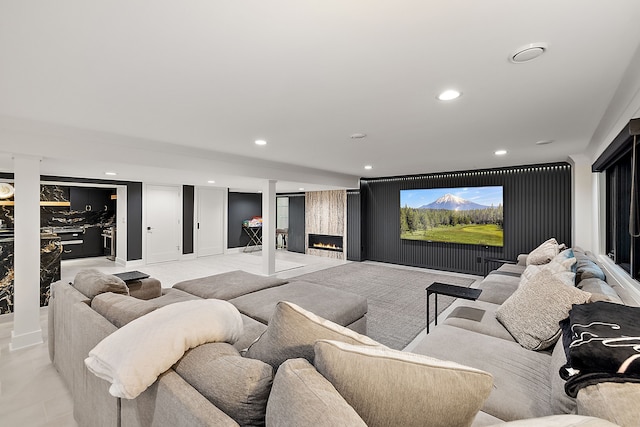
[70, 187, 115, 212]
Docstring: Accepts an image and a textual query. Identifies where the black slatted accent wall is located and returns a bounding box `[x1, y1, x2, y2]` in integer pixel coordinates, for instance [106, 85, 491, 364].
[361, 163, 572, 275]
[287, 195, 305, 253]
[347, 190, 362, 261]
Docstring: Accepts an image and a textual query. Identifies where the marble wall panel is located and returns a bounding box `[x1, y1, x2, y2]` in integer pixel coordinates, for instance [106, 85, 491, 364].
[0, 235, 61, 315]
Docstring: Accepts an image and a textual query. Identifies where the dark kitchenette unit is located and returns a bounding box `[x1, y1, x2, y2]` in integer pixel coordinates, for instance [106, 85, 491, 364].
[0, 184, 117, 314]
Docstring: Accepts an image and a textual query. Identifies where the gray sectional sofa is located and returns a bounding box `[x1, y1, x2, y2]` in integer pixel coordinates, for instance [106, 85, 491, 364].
[410, 246, 640, 427]
[48, 246, 637, 427]
[48, 269, 368, 426]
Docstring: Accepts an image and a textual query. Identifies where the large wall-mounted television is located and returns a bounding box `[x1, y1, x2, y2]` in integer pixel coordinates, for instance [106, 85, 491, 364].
[400, 186, 504, 247]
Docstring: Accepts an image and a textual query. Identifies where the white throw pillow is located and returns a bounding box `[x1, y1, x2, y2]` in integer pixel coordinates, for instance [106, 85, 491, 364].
[526, 238, 560, 266]
[520, 254, 576, 288]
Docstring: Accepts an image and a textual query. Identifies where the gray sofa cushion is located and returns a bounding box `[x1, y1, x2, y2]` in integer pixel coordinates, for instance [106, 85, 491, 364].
[496, 269, 590, 351]
[444, 300, 516, 342]
[577, 279, 623, 304]
[173, 270, 288, 300]
[478, 273, 520, 305]
[245, 301, 379, 369]
[91, 288, 200, 328]
[412, 324, 553, 421]
[174, 343, 273, 426]
[549, 338, 576, 415]
[73, 268, 129, 300]
[266, 358, 366, 427]
[314, 339, 493, 427]
[229, 280, 367, 326]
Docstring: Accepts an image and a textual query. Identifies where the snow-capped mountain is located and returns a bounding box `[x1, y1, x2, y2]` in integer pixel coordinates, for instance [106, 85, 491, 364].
[419, 194, 490, 211]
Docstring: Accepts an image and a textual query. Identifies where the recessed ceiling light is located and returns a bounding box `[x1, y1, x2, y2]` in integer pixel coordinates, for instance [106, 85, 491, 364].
[105, 172, 117, 176]
[255, 139, 267, 146]
[207, 180, 216, 184]
[535, 139, 554, 145]
[350, 133, 367, 139]
[298, 187, 305, 191]
[364, 165, 373, 170]
[437, 89, 461, 101]
[510, 43, 548, 63]
[495, 150, 508, 156]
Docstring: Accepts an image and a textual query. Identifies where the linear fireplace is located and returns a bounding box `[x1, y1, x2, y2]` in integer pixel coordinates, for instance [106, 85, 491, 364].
[308, 234, 343, 252]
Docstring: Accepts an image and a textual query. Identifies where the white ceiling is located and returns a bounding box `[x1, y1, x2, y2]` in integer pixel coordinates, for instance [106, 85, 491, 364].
[1, 1, 640, 191]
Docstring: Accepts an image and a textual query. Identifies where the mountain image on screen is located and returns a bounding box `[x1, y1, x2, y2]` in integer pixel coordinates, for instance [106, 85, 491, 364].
[419, 194, 489, 211]
[400, 186, 504, 247]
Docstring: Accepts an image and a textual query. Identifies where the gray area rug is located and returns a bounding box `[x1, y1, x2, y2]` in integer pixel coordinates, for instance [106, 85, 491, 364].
[294, 262, 476, 350]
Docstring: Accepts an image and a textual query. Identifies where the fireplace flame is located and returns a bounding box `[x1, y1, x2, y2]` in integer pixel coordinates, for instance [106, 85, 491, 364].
[312, 242, 342, 250]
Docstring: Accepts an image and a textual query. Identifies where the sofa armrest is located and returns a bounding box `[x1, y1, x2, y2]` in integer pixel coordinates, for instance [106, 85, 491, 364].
[517, 254, 528, 266]
[121, 370, 239, 427]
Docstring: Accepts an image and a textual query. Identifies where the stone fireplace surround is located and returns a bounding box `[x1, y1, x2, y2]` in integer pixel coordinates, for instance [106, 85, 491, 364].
[305, 190, 347, 260]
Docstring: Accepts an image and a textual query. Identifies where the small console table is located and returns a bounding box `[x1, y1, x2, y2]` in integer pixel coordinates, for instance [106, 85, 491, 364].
[113, 270, 150, 283]
[426, 282, 482, 333]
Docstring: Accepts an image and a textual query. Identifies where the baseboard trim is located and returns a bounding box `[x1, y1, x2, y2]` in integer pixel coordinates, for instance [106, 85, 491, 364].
[10, 328, 43, 351]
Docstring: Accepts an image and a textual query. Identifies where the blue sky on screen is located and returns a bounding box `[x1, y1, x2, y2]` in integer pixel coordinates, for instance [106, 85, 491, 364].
[400, 186, 503, 208]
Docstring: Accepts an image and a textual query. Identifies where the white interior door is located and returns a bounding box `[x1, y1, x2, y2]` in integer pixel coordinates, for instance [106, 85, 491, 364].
[146, 185, 181, 264]
[197, 187, 224, 257]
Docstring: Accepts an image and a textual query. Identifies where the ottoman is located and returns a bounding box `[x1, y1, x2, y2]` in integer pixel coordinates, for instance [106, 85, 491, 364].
[229, 280, 368, 334]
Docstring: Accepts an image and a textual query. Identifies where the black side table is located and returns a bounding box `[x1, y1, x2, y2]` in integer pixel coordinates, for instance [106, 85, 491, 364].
[426, 282, 482, 333]
[113, 270, 150, 283]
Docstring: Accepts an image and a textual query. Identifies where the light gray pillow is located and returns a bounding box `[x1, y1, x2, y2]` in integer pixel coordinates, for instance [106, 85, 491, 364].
[520, 256, 576, 288]
[266, 358, 366, 427]
[496, 269, 591, 350]
[245, 301, 380, 369]
[73, 268, 129, 300]
[174, 342, 273, 426]
[526, 238, 560, 265]
[314, 340, 493, 427]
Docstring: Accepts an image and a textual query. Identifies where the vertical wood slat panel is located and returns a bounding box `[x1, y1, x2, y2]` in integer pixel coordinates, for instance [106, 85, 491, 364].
[360, 162, 572, 275]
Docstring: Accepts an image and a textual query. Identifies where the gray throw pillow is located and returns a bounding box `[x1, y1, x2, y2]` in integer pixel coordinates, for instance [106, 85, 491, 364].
[314, 340, 493, 427]
[174, 343, 273, 426]
[73, 268, 129, 300]
[579, 278, 623, 304]
[266, 358, 366, 427]
[496, 269, 591, 350]
[245, 301, 380, 369]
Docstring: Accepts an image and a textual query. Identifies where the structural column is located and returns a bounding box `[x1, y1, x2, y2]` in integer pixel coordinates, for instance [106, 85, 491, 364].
[569, 154, 594, 251]
[11, 155, 43, 351]
[262, 180, 276, 276]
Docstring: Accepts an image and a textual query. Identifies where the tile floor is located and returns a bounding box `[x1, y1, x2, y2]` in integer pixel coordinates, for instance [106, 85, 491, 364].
[0, 250, 479, 426]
